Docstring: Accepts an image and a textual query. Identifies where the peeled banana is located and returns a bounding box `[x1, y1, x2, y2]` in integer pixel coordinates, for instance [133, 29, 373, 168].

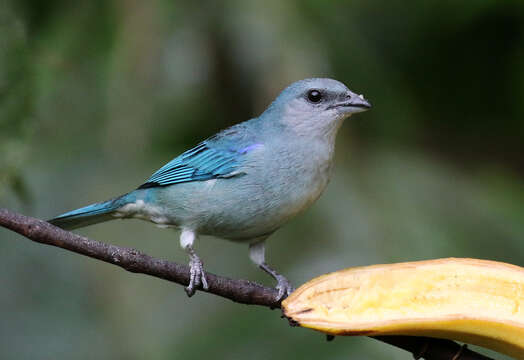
[282, 258, 524, 359]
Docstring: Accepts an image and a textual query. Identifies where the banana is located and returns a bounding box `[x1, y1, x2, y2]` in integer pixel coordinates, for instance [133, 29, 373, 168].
[282, 258, 524, 359]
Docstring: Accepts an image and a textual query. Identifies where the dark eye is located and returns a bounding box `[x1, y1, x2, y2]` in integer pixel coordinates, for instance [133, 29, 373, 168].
[307, 89, 323, 103]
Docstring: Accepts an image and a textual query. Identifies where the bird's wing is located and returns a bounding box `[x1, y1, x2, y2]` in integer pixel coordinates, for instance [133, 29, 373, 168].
[138, 137, 260, 189]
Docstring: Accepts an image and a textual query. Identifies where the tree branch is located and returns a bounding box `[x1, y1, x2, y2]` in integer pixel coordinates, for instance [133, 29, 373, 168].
[0, 208, 493, 360]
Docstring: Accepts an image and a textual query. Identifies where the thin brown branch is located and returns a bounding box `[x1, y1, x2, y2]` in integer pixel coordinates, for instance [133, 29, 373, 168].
[0, 208, 493, 360]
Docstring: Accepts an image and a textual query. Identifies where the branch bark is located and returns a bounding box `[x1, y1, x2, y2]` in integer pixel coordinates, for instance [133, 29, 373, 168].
[0, 208, 493, 360]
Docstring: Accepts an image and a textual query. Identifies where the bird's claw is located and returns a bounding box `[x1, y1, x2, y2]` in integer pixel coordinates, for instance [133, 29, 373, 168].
[185, 255, 208, 297]
[275, 274, 295, 302]
[259, 262, 295, 302]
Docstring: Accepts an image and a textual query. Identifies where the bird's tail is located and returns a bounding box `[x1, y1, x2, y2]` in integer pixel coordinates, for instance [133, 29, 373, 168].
[48, 193, 133, 230]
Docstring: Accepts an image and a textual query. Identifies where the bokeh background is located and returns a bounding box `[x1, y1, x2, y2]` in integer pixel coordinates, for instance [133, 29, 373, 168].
[1, 1, 523, 359]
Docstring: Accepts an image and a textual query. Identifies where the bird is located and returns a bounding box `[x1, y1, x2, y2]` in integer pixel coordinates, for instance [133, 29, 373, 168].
[49, 78, 371, 300]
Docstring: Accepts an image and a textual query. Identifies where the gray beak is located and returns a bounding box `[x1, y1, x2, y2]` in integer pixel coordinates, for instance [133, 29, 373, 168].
[341, 93, 371, 110]
[329, 92, 371, 113]
[351, 94, 371, 109]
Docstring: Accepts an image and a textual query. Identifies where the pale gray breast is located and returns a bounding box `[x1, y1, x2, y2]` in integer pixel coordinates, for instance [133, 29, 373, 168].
[248, 137, 335, 223]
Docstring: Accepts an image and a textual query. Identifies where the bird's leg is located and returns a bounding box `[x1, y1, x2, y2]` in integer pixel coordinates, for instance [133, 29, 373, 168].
[249, 239, 294, 301]
[260, 262, 295, 301]
[180, 229, 208, 297]
[186, 246, 209, 296]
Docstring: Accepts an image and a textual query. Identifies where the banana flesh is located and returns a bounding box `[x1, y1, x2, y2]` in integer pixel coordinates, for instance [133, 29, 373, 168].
[282, 258, 524, 359]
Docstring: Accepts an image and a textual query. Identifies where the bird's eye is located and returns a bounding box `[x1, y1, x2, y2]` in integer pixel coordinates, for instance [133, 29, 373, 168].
[307, 89, 323, 103]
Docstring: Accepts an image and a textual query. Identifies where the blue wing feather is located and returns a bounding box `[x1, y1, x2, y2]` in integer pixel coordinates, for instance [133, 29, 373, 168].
[138, 119, 264, 189]
[138, 139, 250, 189]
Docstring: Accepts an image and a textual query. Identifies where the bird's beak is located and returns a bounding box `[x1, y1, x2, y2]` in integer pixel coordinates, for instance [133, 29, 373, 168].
[331, 92, 371, 114]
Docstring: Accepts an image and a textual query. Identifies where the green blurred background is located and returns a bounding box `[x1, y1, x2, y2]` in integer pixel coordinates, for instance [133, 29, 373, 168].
[1, 1, 523, 359]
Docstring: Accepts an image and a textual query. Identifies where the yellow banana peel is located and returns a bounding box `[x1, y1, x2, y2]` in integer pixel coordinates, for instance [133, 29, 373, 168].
[282, 258, 524, 359]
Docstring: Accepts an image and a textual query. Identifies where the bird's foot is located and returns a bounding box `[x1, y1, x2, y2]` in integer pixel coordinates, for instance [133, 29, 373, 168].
[185, 253, 208, 297]
[260, 262, 295, 302]
[274, 274, 295, 301]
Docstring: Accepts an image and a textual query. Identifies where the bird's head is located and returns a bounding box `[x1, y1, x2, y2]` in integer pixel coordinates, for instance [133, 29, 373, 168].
[262, 78, 371, 138]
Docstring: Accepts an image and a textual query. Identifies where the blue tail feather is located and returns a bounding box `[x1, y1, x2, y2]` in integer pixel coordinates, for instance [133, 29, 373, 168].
[49, 193, 133, 230]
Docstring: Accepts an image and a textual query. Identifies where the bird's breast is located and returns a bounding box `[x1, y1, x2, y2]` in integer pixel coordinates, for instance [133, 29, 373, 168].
[253, 139, 335, 222]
